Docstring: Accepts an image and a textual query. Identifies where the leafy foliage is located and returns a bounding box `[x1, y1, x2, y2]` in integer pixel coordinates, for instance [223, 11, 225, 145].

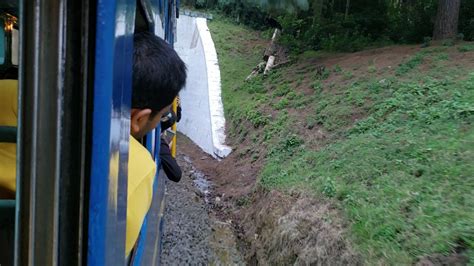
[187, 0, 474, 52]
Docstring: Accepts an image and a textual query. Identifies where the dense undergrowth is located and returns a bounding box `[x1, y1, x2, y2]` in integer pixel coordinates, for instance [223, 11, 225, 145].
[208, 17, 474, 264]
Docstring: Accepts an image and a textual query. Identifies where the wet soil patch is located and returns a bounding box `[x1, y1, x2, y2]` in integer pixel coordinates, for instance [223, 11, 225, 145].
[161, 153, 244, 265]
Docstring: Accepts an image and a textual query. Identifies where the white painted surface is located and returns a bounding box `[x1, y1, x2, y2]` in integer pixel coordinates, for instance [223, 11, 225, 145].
[175, 15, 232, 158]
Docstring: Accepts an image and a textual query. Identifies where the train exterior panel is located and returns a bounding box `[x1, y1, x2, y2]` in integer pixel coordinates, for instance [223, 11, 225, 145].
[0, 0, 178, 264]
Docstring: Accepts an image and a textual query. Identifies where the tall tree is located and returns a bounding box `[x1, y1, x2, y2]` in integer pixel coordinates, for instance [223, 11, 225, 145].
[312, 0, 325, 22]
[344, 0, 350, 19]
[433, 0, 461, 40]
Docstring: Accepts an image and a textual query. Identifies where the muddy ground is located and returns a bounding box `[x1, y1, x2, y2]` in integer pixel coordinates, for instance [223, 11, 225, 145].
[160, 135, 361, 265]
[161, 153, 244, 265]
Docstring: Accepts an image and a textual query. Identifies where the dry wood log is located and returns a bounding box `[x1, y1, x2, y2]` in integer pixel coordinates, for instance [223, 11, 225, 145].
[272, 59, 291, 70]
[245, 61, 266, 81]
[245, 70, 259, 81]
[263, 55, 275, 75]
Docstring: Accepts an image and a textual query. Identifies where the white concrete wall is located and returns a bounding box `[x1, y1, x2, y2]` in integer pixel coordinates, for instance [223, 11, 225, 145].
[175, 15, 232, 158]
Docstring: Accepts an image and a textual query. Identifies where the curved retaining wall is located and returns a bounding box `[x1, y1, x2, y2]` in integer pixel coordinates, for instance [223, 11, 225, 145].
[175, 15, 232, 159]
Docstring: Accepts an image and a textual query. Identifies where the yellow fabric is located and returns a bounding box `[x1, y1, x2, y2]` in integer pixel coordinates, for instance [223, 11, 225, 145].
[126, 136, 156, 256]
[0, 80, 156, 257]
[0, 80, 18, 194]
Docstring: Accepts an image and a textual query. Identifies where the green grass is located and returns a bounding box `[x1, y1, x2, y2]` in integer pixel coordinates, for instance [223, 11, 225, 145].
[261, 73, 474, 263]
[209, 17, 474, 264]
[459, 44, 474, 52]
[208, 16, 268, 141]
[396, 52, 425, 76]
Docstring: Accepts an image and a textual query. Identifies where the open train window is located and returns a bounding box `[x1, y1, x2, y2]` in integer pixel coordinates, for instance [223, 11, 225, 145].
[0, 11, 19, 80]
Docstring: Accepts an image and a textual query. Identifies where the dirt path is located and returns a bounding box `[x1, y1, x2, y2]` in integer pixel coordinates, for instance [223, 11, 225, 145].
[161, 153, 244, 265]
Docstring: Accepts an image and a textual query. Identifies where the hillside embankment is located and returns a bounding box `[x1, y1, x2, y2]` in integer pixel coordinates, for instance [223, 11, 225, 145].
[167, 16, 474, 265]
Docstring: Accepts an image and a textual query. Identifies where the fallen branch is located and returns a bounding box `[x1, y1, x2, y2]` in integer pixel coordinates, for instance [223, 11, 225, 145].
[272, 59, 291, 70]
[245, 61, 266, 81]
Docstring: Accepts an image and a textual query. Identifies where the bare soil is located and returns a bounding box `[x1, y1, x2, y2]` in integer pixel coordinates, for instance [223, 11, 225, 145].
[292, 44, 474, 92]
[177, 133, 259, 201]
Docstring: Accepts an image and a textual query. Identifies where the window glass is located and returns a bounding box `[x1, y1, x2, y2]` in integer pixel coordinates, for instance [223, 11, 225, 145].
[0, 21, 5, 65]
[11, 28, 18, 65]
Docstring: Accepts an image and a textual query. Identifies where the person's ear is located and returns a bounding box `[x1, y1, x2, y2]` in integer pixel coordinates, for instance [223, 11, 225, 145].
[130, 108, 152, 134]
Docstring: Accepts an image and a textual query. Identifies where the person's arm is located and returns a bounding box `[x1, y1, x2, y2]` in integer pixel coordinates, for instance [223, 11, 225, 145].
[176, 105, 181, 122]
[160, 111, 177, 132]
[159, 139, 182, 182]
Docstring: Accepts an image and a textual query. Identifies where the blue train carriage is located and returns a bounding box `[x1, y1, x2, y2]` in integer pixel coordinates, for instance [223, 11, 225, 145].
[0, 0, 179, 264]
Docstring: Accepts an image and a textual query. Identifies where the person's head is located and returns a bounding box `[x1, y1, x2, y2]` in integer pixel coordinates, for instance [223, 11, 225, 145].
[130, 31, 187, 139]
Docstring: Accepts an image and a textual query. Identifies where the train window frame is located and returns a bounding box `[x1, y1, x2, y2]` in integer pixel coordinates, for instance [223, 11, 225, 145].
[0, 18, 5, 65]
[11, 26, 17, 66]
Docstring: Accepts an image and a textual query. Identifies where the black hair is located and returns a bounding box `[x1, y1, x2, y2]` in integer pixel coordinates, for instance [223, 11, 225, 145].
[132, 31, 186, 114]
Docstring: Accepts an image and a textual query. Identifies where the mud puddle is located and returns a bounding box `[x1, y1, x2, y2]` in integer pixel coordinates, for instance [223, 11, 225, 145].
[161, 154, 244, 265]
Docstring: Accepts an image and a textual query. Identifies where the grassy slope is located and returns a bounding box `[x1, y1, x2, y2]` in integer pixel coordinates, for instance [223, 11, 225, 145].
[208, 17, 474, 264]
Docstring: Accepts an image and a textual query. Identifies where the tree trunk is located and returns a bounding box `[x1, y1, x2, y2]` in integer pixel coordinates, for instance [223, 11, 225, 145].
[263, 29, 280, 61]
[312, 0, 324, 22]
[344, 0, 350, 20]
[433, 0, 461, 40]
[264, 56, 275, 75]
